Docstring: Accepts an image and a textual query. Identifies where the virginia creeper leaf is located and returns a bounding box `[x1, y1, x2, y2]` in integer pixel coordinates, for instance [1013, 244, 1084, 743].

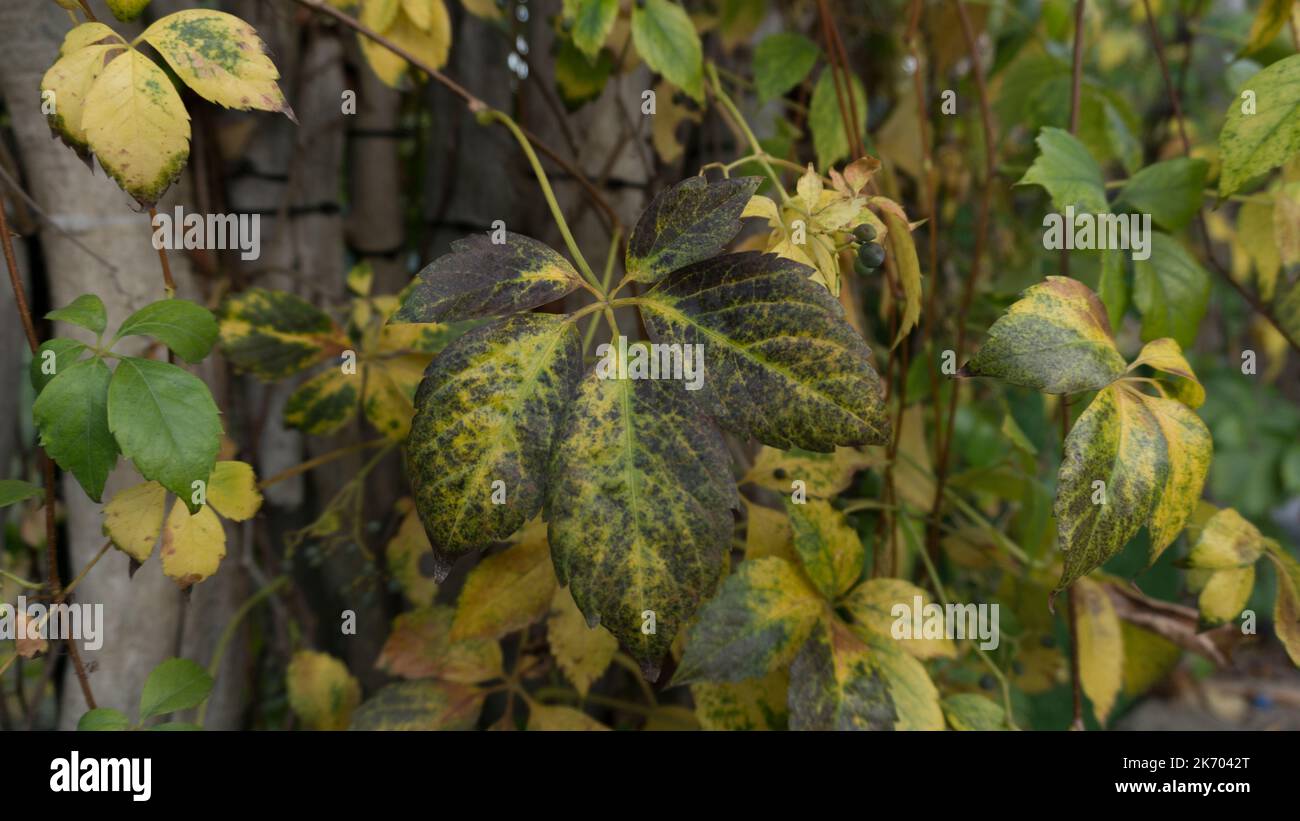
[753, 33, 819, 102]
[407, 313, 581, 570]
[1218, 54, 1300, 197]
[219, 288, 341, 379]
[630, 0, 703, 102]
[1127, 337, 1205, 409]
[692, 670, 789, 730]
[30, 339, 87, 394]
[570, 0, 618, 60]
[1017, 127, 1108, 214]
[283, 368, 359, 435]
[638, 251, 890, 450]
[33, 358, 118, 502]
[160, 500, 225, 588]
[46, 294, 107, 336]
[547, 586, 618, 696]
[349, 680, 483, 730]
[451, 519, 556, 641]
[1074, 577, 1122, 724]
[625, 176, 760, 284]
[286, 650, 361, 731]
[139, 658, 213, 720]
[785, 498, 864, 600]
[547, 365, 739, 679]
[1113, 158, 1209, 231]
[376, 606, 503, 683]
[842, 578, 957, 660]
[942, 694, 1006, 730]
[1186, 507, 1265, 569]
[809, 69, 867, 172]
[115, 298, 219, 364]
[102, 480, 166, 562]
[1198, 565, 1255, 627]
[0, 480, 43, 508]
[1264, 544, 1300, 667]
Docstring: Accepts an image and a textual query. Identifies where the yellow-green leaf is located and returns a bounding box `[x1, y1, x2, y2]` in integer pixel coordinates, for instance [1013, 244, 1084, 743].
[691, 669, 789, 730]
[451, 519, 556, 641]
[785, 498, 863, 599]
[630, 0, 703, 102]
[1186, 507, 1265, 569]
[741, 446, 875, 497]
[547, 586, 617, 696]
[141, 10, 293, 119]
[385, 502, 439, 606]
[742, 499, 797, 563]
[1121, 621, 1181, 696]
[41, 39, 125, 155]
[286, 650, 361, 730]
[284, 368, 360, 435]
[219, 288, 343, 380]
[883, 210, 922, 347]
[358, 2, 451, 88]
[526, 704, 609, 730]
[81, 49, 190, 207]
[1074, 578, 1122, 724]
[1198, 565, 1255, 627]
[1243, 0, 1296, 56]
[205, 460, 262, 522]
[942, 693, 1006, 730]
[1126, 337, 1205, 409]
[842, 578, 957, 660]
[102, 480, 166, 562]
[1264, 544, 1300, 667]
[1218, 54, 1300, 198]
[362, 353, 426, 440]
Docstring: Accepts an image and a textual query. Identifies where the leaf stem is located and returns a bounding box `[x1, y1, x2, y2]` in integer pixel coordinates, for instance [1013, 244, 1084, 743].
[258, 438, 389, 489]
[199, 574, 289, 727]
[147, 208, 176, 298]
[706, 63, 790, 203]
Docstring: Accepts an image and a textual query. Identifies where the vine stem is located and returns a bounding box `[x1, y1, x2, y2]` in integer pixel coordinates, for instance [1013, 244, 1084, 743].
[147, 207, 176, 297]
[199, 574, 289, 727]
[0, 198, 97, 710]
[1138, 0, 1300, 354]
[706, 63, 790, 203]
[288, 0, 622, 237]
[257, 438, 388, 489]
[481, 111, 602, 293]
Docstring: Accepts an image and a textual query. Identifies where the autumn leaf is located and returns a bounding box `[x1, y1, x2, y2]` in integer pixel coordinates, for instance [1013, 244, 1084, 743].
[287, 650, 361, 730]
[785, 498, 863, 600]
[842, 578, 957, 660]
[1074, 577, 1122, 725]
[451, 519, 556, 641]
[692, 670, 789, 730]
[350, 680, 483, 730]
[625, 176, 760, 283]
[547, 586, 617, 696]
[377, 607, 503, 683]
[526, 704, 609, 731]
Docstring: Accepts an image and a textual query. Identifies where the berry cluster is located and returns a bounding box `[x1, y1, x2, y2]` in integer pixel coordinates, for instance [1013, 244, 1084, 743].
[851, 224, 885, 275]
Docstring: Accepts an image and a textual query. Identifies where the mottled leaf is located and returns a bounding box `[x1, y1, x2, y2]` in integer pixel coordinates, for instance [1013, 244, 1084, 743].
[219, 288, 341, 379]
[526, 704, 609, 731]
[691, 669, 789, 730]
[842, 578, 957, 660]
[1218, 55, 1300, 197]
[742, 446, 876, 496]
[284, 368, 359, 435]
[350, 680, 483, 730]
[785, 498, 863, 599]
[625, 176, 760, 283]
[942, 693, 1006, 730]
[41, 40, 126, 156]
[287, 650, 361, 730]
[1127, 337, 1205, 409]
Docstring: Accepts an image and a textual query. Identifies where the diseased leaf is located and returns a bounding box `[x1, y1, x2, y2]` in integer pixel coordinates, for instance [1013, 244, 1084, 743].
[407, 313, 581, 570]
[141, 10, 293, 118]
[625, 176, 760, 283]
[788, 620, 944, 730]
[639, 252, 890, 450]
[115, 298, 219, 364]
[1127, 337, 1205, 409]
[785, 498, 863, 599]
[1121, 621, 1181, 696]
[46, 294, 107, 336]
[1114, 158, 1209, 231]
[547, 364, 738, 679]
[160, 500, 225, 588]
[392, 233, 583, 323]
[33, 358, 118, 502]
[349, 680, 483, 730]
[742, 499, 797, 563]
[81, 49, 190, 206]
[1133, 233, 1210, 349]
[959, 277, 1126, 394]
[753, 33, 819, 102]
[673, 557, 824, 685]
[1017, 127, 1108, 214]
[385, 503, 439, 607]
[362, 352, 425, 440]
[1074, 577, 1123, 724]
[942, 694, 1006, 730]
[883, 210, 922, 346]
[527, 704, 609, 730]
[630, 0, 703, 102]
[842, 578, 957, 660]
[692, 669, 789, 730]
[139, 658, 213, 720]
[219, 288, 341, 379]
[102, 480, 166, 562]
[1264, 545, 1300, 667]
[377, 607, 503, 683]
[287, 650, 361, 730]
[547, 586, 617, 696]
[108, 357, 221, 512]
[742, 446, 875, 497]
[451, 519, 556, 641]
[284, 368, 359, 435]
[1218, 55, 1300, 197]
[1055, 383, 1211, 589]
[41, 37, 125, 156]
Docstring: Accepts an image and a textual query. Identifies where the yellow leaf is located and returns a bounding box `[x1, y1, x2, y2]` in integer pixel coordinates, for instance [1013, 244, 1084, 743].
[205, 461, 262, 521]
[363, 353, 426, 439]
[741, 499, 796, 563]
[102, 480, 167, 562]
[81, 49, 190, 206]
[385, 502, 439, 606]
[841, 578, 957, 660]
[60, 22, 124, 57]
[547, 586, 617, 696]
[1275, 182, 1300, 267]
[1198, 565, 1255, 626]
[889, 404, 934, 510]
[1265, 544, 1300, 667]
[42, 42, 125, 154]
[287, 650, 361, 730]
[141, 10, 293, 119]
[365, 0, 401, 31]
[401, 0, 432, 29]
[1238, 199, 1279, 299]
[160, 500, 226, 588]
[883, 210, 922, 347]
[1127, 337, 1205, 408]
[786, 498, 864, 599]
[1074, 578, 1123, 724]
[742, 446, 875, 497]
[691, 669, 788, 730]
[358, 3, 451, 88]
[651, 80, 700, 164]
[460, 0, 501, 19]
[1120, 621, 1181, 696]
[526, 704, 609, 731]
[451, 519, 556, 641]
[377, 606, 503, 683]
[1186, 507, 1265, 569]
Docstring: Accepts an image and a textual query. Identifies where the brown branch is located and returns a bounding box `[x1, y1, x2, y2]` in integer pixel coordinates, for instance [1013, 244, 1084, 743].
[148, 207, 177, 297]
[1139, 0, 1300, 354]
[289, 0, 623, 236]
[0, 196, 97, 711]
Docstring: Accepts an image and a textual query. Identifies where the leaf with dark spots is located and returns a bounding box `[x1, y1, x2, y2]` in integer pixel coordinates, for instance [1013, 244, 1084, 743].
[218, 288, 344, 380]
[625, 176, 762, 283]
[547, 365, 741, 680]
[349, 680, 484, 731]
[406, 313, 581, 573]
[638, 252, 890, 450]
[959, 276, 1127, 394]
[392, 232, 583, 324]
[672, 557, 824, 685]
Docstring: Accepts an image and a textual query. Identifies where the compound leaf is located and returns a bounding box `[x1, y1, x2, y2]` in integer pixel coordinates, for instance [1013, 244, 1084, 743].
[625, 176, 760, 284]
[115, 298, 219, 364]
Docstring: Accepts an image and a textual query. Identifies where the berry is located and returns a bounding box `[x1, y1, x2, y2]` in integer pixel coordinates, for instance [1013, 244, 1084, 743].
[853, 258, 872, 276]
[979, 673, 996, 690]
[852, 224, 877, 243]
[857, 241, 886, 269]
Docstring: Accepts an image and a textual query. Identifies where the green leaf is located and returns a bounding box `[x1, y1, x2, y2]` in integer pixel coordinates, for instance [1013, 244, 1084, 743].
[147, 722, 203, 731]
[0, 479, 43, 508]
[1114, 158, 1209, 231]
[753, 33, 819, 102]
[407, 314, 581, 570]
[785, 498, 863, 600]
[809, 68, 867, 171]
[625, 176, 760, 284]
[46, 294, 107, 335]
[638, 252, 890, 449]
[630, 0, 703, 102]
[1218, 55, 1300, 197]
[1055, 383, 1211, 589]
[1133, 233, 1210, 348]
[33, 358, 118, 502]
[959, 277, 1126, 394]
[673, 557, 824, 685]
[1098, 248, 1128, 332]
[1017, 127, 1109, 214]
[570, 0, 618, 60]
[548, 365, 739, 679]
[942, 694, 1006, 730]
[107, 357, 221, 512]
[115, 298, 219, 364]
[77, 707, 131, 731]
[139, 658, 213, 720]
[787, 620, 944, 730]
[349, 680, 484, 730]
[692, 670, 789, 730]
[219, 287, 339, 379]
[30, 338, 87, 393]
[555, 38, 613, 110]
[392, 232, 583, 323]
